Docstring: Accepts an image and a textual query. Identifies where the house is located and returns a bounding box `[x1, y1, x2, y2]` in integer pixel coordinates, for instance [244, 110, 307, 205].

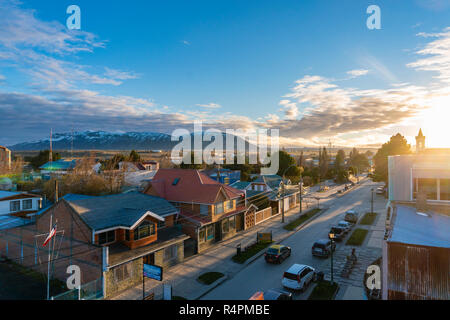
[202, 168, 241, 185]
[382, 203, 449, 300]
[0, 191, 42, 216]
[30, 192, 190, 298]
[144, 168, 248, 252]
[39, 159, 77, 176]
[230, 174, 299, 215]
[141, 161, 159, 171]
[382, 133, 449, 300]
[0, 145, 11, 170]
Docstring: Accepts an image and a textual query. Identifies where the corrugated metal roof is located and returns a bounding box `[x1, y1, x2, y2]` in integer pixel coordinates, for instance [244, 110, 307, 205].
[389, 205, 450, 248]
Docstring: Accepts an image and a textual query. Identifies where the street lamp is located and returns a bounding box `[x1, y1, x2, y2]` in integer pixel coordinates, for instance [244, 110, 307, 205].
[298, 177, 303, 214]
[328, 232, 335, 284]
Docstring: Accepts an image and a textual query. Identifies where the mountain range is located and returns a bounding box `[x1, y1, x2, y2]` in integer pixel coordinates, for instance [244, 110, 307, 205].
[8, 130, 253, 151]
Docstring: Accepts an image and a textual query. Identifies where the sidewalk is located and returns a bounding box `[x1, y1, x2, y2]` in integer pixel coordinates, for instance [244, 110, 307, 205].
[111, 181, 363, 300]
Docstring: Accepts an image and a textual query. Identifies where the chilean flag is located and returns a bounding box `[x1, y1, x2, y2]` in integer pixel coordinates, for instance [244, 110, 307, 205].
[43, 223, 57, 247]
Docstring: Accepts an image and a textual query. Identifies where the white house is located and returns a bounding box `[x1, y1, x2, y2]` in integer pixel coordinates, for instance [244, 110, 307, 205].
[0, 191, 43, 216]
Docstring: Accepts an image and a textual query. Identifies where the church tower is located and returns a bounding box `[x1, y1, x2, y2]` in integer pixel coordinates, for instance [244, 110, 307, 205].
[415, 129, 425, 153]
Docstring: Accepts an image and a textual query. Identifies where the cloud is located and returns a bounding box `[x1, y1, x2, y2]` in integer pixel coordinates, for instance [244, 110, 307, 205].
[181, 40, 191, 46]
[196, 103, 222, 109]
[346, 69, 369, 78]
[407, 27, 450, 83]
[278, 99, 299, 119]
[359, 54, 398, 83]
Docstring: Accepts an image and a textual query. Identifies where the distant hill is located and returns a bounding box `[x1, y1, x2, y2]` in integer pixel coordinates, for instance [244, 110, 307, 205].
[8, 130, 253, 151]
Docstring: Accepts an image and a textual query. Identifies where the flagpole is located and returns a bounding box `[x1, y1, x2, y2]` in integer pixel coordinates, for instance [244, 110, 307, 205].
[47, 214, 52, 300]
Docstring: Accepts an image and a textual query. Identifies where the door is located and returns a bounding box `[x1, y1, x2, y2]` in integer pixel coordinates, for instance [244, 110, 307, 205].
[214, 222, 221, 242]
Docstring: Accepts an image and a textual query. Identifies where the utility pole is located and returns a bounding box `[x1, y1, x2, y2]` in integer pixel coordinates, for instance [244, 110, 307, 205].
[281, 182, 285, 223]
[299, 178, 303, 214]
[371, 188, 374, 213]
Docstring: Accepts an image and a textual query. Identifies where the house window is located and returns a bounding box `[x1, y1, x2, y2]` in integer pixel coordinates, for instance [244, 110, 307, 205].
[164, 245, 177, 261]
[414, 178, 438, 200]
[125, 230, 130, 241]
[98, 230, 115, 245]
[225, 200, 233, 210]
[114, 263, 132, 282]
[206, 225, 214, 241]
[157, 219, 166, 229]
[229, 216, 235, 231]
[222, 219, 229, 234]
[440, 179, 450, 201]
[215, 202, 224, 215]
[23, 199, 32, 210]
[10, 200, 20, 212]
[134, 221, 155, 241]
[199, 228, 206, 243]
[200, 205, 209, 216]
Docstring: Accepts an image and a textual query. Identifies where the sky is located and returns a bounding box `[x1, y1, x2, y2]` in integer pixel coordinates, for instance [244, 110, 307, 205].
[0, 0, 449, 148]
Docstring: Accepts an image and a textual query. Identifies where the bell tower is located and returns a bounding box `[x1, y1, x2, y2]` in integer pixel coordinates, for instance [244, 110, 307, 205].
[415, 129, 425, 153]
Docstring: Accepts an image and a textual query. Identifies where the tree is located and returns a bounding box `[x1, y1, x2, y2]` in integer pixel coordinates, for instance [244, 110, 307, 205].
[318, 147, 329, 182]
[26, 150, 61, 170]
[128, 150, 141, 162]
[277, 151, 302, 183]
[334, 149, 348, 183]
[373, 133, 412, 183]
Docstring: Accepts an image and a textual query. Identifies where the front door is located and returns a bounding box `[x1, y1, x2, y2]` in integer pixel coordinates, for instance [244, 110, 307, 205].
[215, 222, 221, 242]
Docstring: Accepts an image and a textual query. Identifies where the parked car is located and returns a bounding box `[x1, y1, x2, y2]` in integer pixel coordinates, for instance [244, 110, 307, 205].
[337, 220, 352, 233]
[264, 244, 291, 264]
[282, 264, 316, 292]
[311, 239, 335, 257]
[344, 210, 359, 224]
[329, 226, 346, 241]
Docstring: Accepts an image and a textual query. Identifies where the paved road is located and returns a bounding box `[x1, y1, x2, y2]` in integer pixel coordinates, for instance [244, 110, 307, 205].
[202, 179, 384, 300]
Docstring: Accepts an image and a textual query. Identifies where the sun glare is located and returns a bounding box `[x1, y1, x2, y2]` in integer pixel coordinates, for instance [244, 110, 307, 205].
[420, 97, 450, 148]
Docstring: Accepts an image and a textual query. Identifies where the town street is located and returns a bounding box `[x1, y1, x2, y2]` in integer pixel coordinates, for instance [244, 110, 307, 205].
[202, 179, 387, 300]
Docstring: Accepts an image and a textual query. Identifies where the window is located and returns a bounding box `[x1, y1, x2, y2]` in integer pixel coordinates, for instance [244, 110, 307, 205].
[114, 263, 132, 282]
[164, 245, 177, 261]
[10, 200, 20, 212]
[222, 219, 229, 234]
[215, 202, 224, 215]
[413, 178, 437, 200]
[225, 200, 233, 210]
[98, 230, 115, 245]
[200, 205, 209, 216]
[125, 230, 130, 241]
[157, 219, 166, 229]
[199, 228, 206, 243]
[23, 199, 32, 210]
[133, 221, 155, 241]
[229, 216, 235, 231]
[206, 225, 214, 240]
[440, 179, 450, 201]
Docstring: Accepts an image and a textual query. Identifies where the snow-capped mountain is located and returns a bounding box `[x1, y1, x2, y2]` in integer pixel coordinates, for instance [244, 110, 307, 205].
[8, 130, 253, 151]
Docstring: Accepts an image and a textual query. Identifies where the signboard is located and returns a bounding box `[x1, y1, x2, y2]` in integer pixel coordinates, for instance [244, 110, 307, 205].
[257, 232, 272, 243]
[143, 264, 163, 281]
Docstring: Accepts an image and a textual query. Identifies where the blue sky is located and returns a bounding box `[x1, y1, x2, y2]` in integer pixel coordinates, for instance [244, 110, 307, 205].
[1, 0, 449, 147]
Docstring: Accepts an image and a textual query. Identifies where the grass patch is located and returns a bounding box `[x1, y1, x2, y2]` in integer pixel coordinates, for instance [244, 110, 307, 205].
[197, 272, 225, 285]
[232, 241, 273, 264]
[359, 212, 377, 225]
[308, 280, 339, 300]
[283, 208, 321, 231]
[346, 228, 369, 246]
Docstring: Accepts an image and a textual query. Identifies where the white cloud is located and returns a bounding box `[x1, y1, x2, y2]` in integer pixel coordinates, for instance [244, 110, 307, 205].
[196, 103, 222, 109]
[346, 69, 369, 78]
